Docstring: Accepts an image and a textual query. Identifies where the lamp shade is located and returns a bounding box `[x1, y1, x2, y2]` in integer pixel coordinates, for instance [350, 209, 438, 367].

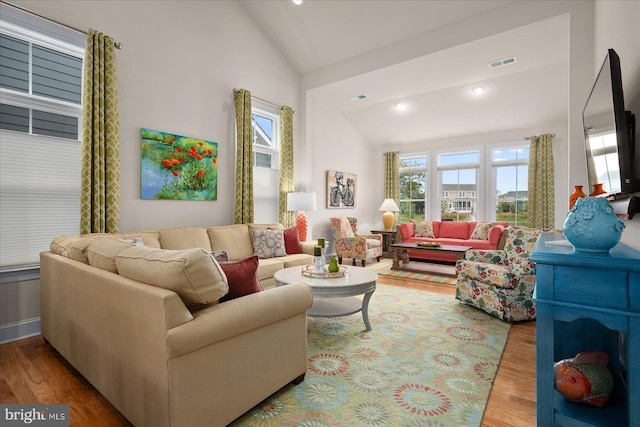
[379, 199, 399, 212]
[287, 192, 317, 212]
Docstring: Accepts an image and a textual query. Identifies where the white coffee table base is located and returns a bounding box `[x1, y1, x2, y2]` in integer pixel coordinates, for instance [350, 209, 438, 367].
[274, 266, 377, 331]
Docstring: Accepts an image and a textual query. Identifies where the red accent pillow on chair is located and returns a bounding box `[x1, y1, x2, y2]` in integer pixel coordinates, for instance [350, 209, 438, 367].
[218, 255, 263, 302]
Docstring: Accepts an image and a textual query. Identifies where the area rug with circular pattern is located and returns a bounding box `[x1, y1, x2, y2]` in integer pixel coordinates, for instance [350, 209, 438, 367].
[231, 284, 511, 426]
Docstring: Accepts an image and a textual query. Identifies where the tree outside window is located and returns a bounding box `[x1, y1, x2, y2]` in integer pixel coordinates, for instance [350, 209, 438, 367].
[399, 155, 427, 222]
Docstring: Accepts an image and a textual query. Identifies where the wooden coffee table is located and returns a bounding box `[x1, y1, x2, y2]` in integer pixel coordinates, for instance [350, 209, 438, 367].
[390, 242, 471, 277]
[274, 265, 377, 330]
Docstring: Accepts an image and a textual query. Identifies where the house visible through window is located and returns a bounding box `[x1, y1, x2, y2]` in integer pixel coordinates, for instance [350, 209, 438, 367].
[0, 6, 84, 270]
[493, 144, 529, 226]
[439, 151, 478, 221]
[251, 103, 279, 223]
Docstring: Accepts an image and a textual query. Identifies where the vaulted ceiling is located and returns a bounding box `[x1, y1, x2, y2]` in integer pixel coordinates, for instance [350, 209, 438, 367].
[240, 0, 569, 145]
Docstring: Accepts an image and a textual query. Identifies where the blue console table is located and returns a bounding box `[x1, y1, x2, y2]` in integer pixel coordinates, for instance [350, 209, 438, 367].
[532, 232, 639, 427]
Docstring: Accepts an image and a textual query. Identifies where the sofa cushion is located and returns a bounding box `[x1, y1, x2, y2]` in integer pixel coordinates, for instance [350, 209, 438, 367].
[439, 221, 469, 239]
[248, 223, 284, 231]
[207, 224, 253, 260]
[50, 235, 81, 256]
[470, 222, 494, 240]
[159, 227, 212, 251]
[219, 255, 263, 302]
[282, 254, 313, 268]
[67, 238, 96, 264]
[115, 246, 228, 309]
[250, 229, 287, 259]
[283, 226, 301, 254]
[257, 258, 284, 281]
[414, 221, 435, 238]
[87, 238, 136, 273]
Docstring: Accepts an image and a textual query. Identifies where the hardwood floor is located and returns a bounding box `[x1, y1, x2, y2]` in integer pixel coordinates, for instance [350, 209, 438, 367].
[0, 275, 536, 427]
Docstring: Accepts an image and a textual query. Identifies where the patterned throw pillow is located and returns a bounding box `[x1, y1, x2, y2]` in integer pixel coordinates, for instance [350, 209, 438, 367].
[250, 229, 287, 259]
[470, 222, 494, 240]
[414, 221, 435, 238]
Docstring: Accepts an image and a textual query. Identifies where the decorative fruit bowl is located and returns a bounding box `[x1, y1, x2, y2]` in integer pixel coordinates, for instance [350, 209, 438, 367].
[416, 242, 441, 248]
[301, 265, 348, 278]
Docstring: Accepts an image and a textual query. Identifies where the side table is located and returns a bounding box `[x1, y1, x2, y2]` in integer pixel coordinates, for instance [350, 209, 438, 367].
[371, 229, 396, 258]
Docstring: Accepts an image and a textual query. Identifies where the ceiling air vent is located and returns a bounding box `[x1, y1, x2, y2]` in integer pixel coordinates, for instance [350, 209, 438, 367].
[489, 56, 517, 69]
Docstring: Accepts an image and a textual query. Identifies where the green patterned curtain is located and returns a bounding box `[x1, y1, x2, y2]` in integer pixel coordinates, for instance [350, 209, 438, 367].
[528, 134, 555, 228]
[234, 89, 254, 224]
[80, 29, 120, 235]
[279, 106, 295, 227]
[383, 151, 400, 223]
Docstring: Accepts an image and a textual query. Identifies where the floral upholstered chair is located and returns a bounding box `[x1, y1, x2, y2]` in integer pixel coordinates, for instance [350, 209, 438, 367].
[330, 217, 382, 266]
[455, 227, 543, 322]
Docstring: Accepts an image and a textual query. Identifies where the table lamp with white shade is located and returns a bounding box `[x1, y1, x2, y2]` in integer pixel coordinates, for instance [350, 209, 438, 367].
[379, 198, 400, 231]
[287, 192, 317, 241]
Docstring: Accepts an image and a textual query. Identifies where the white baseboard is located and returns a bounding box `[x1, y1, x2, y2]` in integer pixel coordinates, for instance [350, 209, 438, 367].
[0, 317, 41, 344]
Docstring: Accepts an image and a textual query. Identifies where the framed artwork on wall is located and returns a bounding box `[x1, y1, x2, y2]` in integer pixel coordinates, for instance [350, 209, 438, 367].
[327, 170, 357, 208]
[140, 128, 218, 200]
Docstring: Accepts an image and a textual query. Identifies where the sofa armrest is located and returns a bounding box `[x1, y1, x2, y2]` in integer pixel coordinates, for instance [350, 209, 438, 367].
[166, 282, 313, 359]
[360, 233, 383, 244]
[300, 240, 317, 255]
[464, 249, 507, 264]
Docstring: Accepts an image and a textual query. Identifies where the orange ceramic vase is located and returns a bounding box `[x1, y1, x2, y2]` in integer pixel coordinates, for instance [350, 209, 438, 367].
[569, 185, 587, 209]
[590, 183, 607, 197]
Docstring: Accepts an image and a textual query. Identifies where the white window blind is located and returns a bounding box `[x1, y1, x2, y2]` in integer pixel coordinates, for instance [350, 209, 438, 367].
[0, 3, 83, 270]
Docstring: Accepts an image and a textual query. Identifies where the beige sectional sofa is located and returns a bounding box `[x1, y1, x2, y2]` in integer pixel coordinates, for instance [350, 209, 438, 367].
[40, 223, 315, 427]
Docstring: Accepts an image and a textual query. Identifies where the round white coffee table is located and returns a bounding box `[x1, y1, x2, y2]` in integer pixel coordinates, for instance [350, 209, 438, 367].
[274, 265, 377, 330]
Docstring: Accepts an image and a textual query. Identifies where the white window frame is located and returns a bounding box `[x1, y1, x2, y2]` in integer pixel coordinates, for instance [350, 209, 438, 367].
[436, 149, 480, 221]
[491, 142, 530, 225]
[399, 154, 429, 222]
[251, 101, 280, 223]
[0, 9, 84, 271]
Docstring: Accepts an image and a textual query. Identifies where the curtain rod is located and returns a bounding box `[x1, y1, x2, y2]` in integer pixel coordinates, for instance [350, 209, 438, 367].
[524, 134, 556, 140]
[1, 0, 123, 49]
[233, 88, 294, 113]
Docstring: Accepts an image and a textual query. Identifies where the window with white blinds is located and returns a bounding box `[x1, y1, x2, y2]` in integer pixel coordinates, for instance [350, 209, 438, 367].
[0, 4, 84, 270]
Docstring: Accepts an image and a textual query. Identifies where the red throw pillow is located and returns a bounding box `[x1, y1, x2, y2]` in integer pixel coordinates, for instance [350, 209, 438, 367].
[283, 226, 302, 254]
[400, 223, 414, 240]
[218, 255, 263, 302]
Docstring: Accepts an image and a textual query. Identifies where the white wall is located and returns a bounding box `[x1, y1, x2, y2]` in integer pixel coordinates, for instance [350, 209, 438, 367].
[14, 0, 300, 232]
[593, 0, 640, 249]
[304, 95, 375, 253]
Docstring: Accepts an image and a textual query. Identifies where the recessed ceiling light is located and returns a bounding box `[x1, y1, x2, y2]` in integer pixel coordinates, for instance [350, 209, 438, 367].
[472, 86, 484, 95]
[395, 102, 408, 111]
[292, 0, 302, 4]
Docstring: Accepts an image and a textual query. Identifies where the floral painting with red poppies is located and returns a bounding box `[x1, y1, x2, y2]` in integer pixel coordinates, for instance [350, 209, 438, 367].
[141, 128, 218, 200]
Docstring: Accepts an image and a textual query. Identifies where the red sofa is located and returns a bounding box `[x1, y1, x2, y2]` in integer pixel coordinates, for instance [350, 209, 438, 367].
[395, 221, 509, 263]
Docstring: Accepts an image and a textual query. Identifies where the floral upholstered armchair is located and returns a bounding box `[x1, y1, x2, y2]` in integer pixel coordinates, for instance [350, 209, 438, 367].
[330, 217, 382, 267]
[455, 227, 544, 322]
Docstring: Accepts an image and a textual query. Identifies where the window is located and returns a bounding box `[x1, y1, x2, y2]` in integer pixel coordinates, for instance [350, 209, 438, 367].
[0, 5, 84, 270]
[493, 145, 529, 226]
[399, 155, 427, 222]
[585, 131, 620, 193]
[438, 151, 478, 221]
[251, 104, 279, 223]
